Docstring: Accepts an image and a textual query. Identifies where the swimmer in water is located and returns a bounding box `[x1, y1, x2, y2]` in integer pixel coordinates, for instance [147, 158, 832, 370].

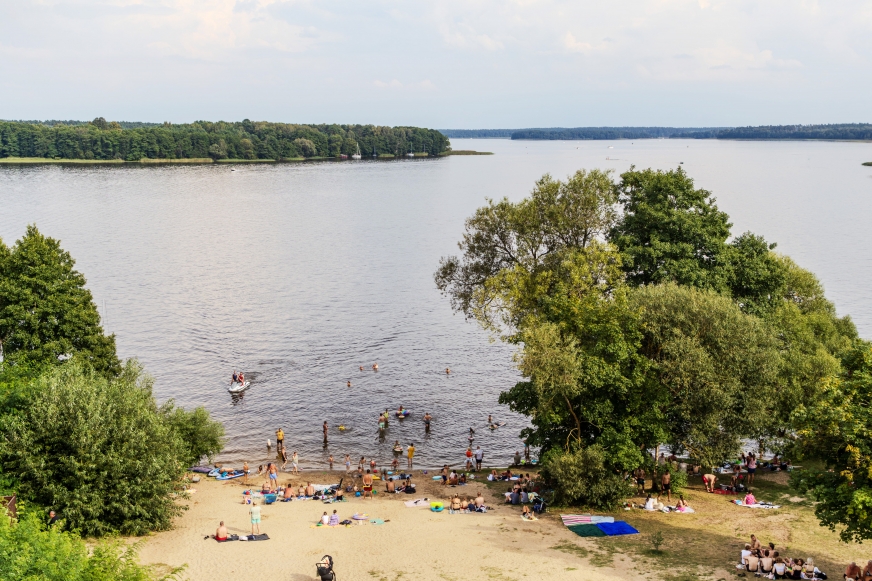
[372, 363, 379, 371]
[423, 412, 432, 430]
[446, 367, 450, 374]
[347, 380, 351, 387]
[488, 414, 493, 424]
[359, 366, 364, 371]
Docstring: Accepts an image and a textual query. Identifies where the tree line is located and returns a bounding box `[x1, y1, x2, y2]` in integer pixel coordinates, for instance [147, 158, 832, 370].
[505, 124, 872, 141]
[510, 127, 720, 140]
[0, 226, 225, 578]
[0, 118, 450, 161]
[436, 167, 872, 540]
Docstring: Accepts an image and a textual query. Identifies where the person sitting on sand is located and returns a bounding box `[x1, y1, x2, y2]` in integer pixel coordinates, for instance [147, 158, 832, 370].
[702, 473, 716, 492]
[320, 511, 330, 525]
[306, 482, 315, 496]
[759, 550, 774, 574]
[741, 544, 753, 566]
[846, 562, 863, 581]
[488, 469, 499, 481]
[451, 495, 462, 512]
[459, 473, 467, 484]
[328, 509, 339, 526]
[743, 490, 757, 505]
[283, 485, 293, 500]
[862, 560, 872, 581]
[644, 494, 656, 511]
[216, 521, 228, 541]
[440, 465, 449, 485]
[675, 494, 689, 511]
[261, 481, 270, 493]
[385, 478, 395, 493]
[513, 451, 521, 466]
[298, 484, 306, 497]
[475, 492, 485, 508]
[449, 470, 458, 485]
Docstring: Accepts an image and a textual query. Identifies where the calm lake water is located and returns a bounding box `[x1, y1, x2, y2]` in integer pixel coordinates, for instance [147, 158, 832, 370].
[1, 138, 870, 469]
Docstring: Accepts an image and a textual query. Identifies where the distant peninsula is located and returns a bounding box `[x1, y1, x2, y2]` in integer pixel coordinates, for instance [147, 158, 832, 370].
[440, 124, 872, 141]
[0, 118, 450, 162]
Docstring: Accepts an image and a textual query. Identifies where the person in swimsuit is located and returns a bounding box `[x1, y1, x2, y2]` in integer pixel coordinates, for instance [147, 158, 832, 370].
[281, 448, 288, 470]
[268, 463, 278, 488]
[328, 454, 334, 470]
[216, 521, 228, 541]
[291, 451, 299, 474]
[249, 500, 261, 534]
[231, 371, 238, 385]
[634, 468, 646, 493]
[423, 412, 432, 431]
[702, 473, 717, 492]
[242, 461, 249, 485]
[347, 380, 351, 387]
[661, 470, 672, 502]
[323, 421, 328, 444]
[441, 465, 449, 485]
[445, 367, 450, 375]
[362, 469, 374, 499]
[450, 494, 462, 512]
[275, 428, 284, 452]
[372, 363, 378, 371]
[306, 482, 315, 496]
[391, 457, 399, 471]
[385, 478, 395, 493]
[238, 372, 245, 384]
[344, 454, 351, 473]
[747, 453, 757, 485]
[407, 443, 415, 469]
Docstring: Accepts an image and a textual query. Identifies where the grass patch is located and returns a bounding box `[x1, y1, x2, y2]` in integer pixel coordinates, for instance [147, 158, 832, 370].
[438, 150, 494, 156]
[552, 541, 590, 558]
[139, 157, 213, 164]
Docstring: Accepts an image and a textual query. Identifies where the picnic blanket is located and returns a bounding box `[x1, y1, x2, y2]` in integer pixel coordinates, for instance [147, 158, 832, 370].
[567, 524, 606, 538]
[240, 534, 270, 541]
[596, 522, 639, 536]
[736, 503, 781, 510]
[404, 499, 431, 508]
[561, 514, 615, 525]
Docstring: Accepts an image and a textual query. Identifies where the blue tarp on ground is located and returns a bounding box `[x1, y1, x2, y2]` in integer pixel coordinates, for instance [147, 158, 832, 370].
[596, 521, 639, 536]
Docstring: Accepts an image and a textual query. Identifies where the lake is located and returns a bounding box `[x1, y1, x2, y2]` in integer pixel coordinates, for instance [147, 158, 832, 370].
[1, 137, 870, 469]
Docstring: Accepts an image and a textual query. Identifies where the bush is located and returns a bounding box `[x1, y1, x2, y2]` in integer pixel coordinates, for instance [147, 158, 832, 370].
[650, 462, 688, 493]
[0, 510, 180, 581]
[1, 360, 222, 536]
[541, 445, 632, 509]
[161, 403, 225, 467]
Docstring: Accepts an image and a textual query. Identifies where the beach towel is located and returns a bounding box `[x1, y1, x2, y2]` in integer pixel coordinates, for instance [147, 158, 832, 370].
[567, 524, 606, 538]
[596, 521, 639, 536]
[712, 489, 732, 495]
[561, 515, 614, 526]
[369, 519, 385, 525]
[240, 534, 270, 541]
[736, 503, 781, 509]
[214, 534, 240, 542]
[404, 499, 431, 508]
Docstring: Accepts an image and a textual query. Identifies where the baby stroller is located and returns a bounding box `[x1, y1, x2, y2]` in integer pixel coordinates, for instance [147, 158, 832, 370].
[316, 555, 336, 581]
[532, 497, 547, 515]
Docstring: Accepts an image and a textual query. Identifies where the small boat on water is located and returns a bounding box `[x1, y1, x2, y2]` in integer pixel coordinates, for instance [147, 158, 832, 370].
[228, 381, 250, 394]
[352, 143, 362, 160]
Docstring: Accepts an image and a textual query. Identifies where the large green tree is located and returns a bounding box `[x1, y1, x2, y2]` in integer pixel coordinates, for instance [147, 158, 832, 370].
[0, 361, 222, 536]
[0, 226, 119, 375]
[790, 341, 872, 542]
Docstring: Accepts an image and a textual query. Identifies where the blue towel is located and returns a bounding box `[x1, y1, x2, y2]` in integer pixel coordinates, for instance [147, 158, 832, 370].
[596, 521, 639, 536]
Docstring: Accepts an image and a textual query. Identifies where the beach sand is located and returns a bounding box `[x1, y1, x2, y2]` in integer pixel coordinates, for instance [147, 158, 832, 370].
[137, 471, 627, 581]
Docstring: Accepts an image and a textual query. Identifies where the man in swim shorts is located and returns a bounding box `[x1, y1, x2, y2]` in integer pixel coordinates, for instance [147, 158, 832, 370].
[423, 412, 432, 431]
[407, 443, 415, 469]
[702, 473, 717, 492]
[268, 463, 278, 488]
[216, 521, 228, 541]
[661, 470, 672, 502]
[362, 469, 374, 499]
[249, 500, 261, 534]
[474, 446, 483, 471]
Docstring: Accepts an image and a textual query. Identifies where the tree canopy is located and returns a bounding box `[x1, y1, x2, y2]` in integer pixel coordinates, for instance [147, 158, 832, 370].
[0, 226, 119, 375]
[437, 166, 860, 510]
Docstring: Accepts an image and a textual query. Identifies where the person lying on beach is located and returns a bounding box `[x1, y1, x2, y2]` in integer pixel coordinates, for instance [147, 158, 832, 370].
[216, 521, 228, 541]
[522, 505, 536, 520]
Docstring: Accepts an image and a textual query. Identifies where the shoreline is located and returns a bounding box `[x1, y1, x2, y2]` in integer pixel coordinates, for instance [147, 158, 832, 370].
[0, 151, 492, 165]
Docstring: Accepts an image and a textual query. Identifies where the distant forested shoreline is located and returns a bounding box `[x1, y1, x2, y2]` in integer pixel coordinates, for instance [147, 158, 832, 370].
[440, 124, 872, 141]
[0, 118, 450, 161]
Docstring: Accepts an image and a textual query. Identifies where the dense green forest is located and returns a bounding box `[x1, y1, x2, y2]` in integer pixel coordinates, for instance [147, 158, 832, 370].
[510, 127, 723, 140]
[0, 119, 450, 161]
[674, 123, 872, 140]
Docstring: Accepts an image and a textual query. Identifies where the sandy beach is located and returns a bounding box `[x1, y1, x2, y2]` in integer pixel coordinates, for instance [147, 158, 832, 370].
[137, 471, 629, 581]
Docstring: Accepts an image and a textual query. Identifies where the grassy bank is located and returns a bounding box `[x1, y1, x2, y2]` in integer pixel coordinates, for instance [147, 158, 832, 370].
[0, 157, 126, 164]
[439, 150, 494, 156]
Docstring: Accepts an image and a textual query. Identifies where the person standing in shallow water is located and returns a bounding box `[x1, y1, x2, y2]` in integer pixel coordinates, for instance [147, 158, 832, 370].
[323, 421, 328, 445]
[407, 442, 415, 469]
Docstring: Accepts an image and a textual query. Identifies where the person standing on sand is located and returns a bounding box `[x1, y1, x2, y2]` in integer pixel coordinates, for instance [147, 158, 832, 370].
[661, 470, 672, 502]
[323, 421, 329, 445]
[345, 454, 351, 473]
[363, 469, 374, 499]
[243, 461, 250, 485]
[249, 500, 261, 535]
[291, 451, 299, 474]
[407, 443, 415, 469]
[276, 428, 284, 452]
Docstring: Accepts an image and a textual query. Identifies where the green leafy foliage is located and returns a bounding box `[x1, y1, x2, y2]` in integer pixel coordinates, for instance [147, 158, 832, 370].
[0, 361, 213, 536]
[0, 119, 450, 160]
[790, 341, 872, 542]
[0, 226, 119, 376]
[541, 444, 632, 509]
[0, 510, 180, 581]
[161, 402, 225, 467]
[609, 167, 732, 291]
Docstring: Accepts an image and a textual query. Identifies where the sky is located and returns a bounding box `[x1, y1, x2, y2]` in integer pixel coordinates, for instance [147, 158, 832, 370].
[1, 0, 870, 128]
